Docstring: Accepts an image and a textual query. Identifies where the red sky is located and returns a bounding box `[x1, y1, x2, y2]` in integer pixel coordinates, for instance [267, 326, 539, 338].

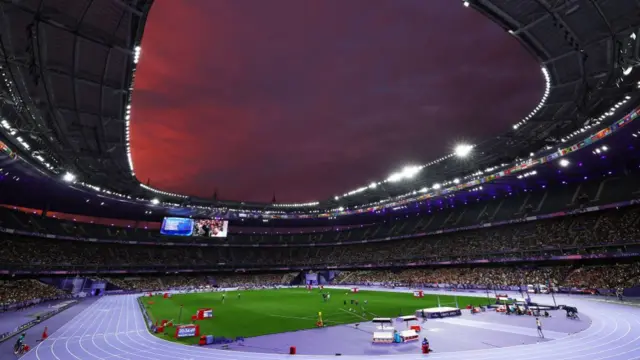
[130, 0, 543, 203]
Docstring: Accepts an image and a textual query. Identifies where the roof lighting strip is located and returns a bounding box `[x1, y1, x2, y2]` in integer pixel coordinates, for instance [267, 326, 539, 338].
[512, 66, 551, 130]
[561, 96, 633, 143]
[273, 202, 320, 208]
[325, 106, 639, 218]
[140, 183, 188, 199]
[335, 67, 551, 202]
[0, 66, 32, 152]
[125, 46, 141, 177]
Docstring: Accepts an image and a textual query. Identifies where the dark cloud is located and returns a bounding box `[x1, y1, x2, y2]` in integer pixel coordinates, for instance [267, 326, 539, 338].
[130, 0, 543, 203]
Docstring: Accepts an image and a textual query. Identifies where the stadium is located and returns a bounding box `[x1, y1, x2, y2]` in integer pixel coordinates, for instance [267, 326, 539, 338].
[1, 0, 640, 359]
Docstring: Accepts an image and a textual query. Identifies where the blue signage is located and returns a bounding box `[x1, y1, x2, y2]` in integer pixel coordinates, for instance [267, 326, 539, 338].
[160, 217, 194, 237]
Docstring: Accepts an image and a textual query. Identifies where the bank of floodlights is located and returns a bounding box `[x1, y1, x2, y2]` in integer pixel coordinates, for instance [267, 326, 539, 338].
[133, 46, 141, 64]
[454, 144, 473, 158]
[62, 172, 76, 183]
[386, 165, 421, 183]
[593, 145, 608, 155]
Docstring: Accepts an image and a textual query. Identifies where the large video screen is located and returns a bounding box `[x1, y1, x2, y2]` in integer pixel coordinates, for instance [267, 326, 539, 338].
[160, 217, 194, 237]
[193, 219, 228, 238]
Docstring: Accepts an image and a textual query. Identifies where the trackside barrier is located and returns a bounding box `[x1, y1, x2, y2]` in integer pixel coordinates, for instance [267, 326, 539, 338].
[0, 300, 77, 343]
[136, 297, 155, 331]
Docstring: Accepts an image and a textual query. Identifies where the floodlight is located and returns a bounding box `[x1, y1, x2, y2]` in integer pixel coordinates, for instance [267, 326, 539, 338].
[463, 1, 469, 7]
[559, 159, 570, 167]
[62, 172, 76, 182]
[151, 198, 160, 205]
[432, 183, 441, 190]
[387, 165, 421, 182]
[454, 144, 473, 158]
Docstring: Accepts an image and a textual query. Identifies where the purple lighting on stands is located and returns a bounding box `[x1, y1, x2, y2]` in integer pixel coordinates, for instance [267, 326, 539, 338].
[578, 162, 583, 167]
[601, 156, 606, 159]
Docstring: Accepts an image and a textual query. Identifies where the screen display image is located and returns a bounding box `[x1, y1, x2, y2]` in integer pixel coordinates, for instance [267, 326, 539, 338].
[193, 219, 228, 238]
[160, 217, 194, 237]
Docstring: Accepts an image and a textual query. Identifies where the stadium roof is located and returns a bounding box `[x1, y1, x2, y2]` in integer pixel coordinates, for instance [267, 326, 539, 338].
[1, 0, 639, 212]
[0, 0, 152, 191]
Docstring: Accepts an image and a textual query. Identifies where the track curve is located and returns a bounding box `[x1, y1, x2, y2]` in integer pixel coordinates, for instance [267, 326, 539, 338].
[22, 290, 640, 360]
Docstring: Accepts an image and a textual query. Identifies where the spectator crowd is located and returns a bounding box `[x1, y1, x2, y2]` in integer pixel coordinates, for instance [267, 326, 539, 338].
[0, 280, 69, 312]
[335, 264, 640, 290]
[0, 206, 638, 270]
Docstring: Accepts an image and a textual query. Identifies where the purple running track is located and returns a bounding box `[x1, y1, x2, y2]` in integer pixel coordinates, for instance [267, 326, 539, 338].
[0, 298, 98, 358]
[20, 289, 640, 360]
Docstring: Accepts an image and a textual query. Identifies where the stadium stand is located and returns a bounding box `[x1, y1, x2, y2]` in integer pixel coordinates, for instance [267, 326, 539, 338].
[12, 265, 628, 294]
[1, 170, 639, 247]
[0, 280, 70, 312]
[333, 265, 640, 290]
[0, 203, 639, 271]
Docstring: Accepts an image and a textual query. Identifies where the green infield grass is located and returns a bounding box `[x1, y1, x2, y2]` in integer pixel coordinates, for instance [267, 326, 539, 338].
[142, 288, 493, 344]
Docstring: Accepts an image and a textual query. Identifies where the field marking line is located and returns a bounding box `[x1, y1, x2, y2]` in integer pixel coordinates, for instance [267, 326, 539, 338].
[265, 313, 317, 321]
[322, 314, 365, 323]
[338, 307, 368, 321]
[367, 311, 381, 317]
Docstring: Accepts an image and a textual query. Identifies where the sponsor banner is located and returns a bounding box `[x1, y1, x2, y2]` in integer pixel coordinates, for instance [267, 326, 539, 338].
[426, 309, 461, 319]
[0, 140, 17, 159]
[175, 324, 199, 338]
